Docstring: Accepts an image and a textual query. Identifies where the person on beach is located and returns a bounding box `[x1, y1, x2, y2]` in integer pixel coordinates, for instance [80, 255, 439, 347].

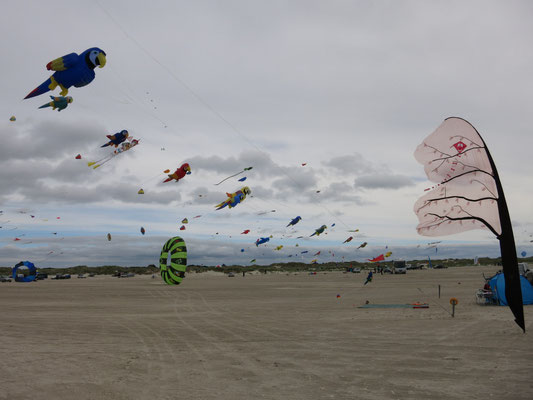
[364, 271, 373, 285]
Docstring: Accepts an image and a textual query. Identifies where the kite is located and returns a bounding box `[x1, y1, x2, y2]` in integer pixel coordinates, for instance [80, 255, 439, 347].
[181, 218, 188, 224]
[180, 225, 186, 230]
[24, 47, 106, 99]
[521, 251, 527, 257]
[215, 186, 251, 210]
[140, 227, 145, 235]
[357, 242, 368, 249]
[9, 116, 16, 121]
[414, 117, 525, 331]
[385, 251, 392, 258]
[238, 177, 247, 182]
[368, 255, 385, 262]
[214, 166, 253, 185]
[343, 236, 353, 243]
[258, 210, 276, 215]
[163, 163, 191, 183]
[287, 216, 302, 227]
[275, 245, 283, 251]
[88, 138, 139, 169]
[241, 230, 250, 234]
[241, 249, 245, 252]
[75, 154, 82, 159]
[255, 237, 271, 246]
[331, 223, 336, 227]
[314, 251, 321, 256]
[107, 233, 112, 241]
[250, 259, 256, 263]
[101, 130, 129, 148]
[348, 229, 359, 233]
[310, 225, 327, 237]
[159, 236, 187, 285]
[311, 259, 318, 264]
[138, 189, 144, 194]
[12, 261, 37, 283]
[38, 95, 73, 111]
[301, 163, 307, 166]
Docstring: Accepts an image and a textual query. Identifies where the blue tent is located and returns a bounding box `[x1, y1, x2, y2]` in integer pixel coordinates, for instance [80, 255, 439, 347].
[489, 272, 533, 306]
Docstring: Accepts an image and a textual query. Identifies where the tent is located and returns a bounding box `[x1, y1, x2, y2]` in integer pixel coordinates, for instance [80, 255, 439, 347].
[489, 272, 533, 306]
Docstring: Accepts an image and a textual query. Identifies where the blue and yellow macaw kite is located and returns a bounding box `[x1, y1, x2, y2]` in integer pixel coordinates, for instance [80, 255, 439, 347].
[38, 96, 73, 112]
[215, 186, 251, 210]
[101, 130, 129, 148]
[287, 216, 302, 227]
[310, 225, 327, 237]
[24, 48, 106, 99]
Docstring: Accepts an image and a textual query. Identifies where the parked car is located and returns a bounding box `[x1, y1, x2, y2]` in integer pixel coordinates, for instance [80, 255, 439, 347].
[393, 260, 407, 274]
[0, 276, 12, 282]
[434, 264, 447, 269]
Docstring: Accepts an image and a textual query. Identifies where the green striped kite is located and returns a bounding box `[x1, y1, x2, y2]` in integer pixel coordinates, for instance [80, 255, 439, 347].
[159, 236, 187, 285]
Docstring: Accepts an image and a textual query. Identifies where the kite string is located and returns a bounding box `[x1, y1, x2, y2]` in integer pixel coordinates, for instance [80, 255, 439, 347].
[94, 0, 353, 231]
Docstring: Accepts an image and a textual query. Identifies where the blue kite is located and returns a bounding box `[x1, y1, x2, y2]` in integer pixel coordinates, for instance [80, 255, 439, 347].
[310, 225, 327, 237]
[24, 48, 106, 99]
[101, 130, 129, 148]
[255, 237, 271, 247]
[287, 216, 302, 227]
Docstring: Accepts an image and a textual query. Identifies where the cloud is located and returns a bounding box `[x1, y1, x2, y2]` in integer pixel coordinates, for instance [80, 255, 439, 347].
[354, 173, 415, 190]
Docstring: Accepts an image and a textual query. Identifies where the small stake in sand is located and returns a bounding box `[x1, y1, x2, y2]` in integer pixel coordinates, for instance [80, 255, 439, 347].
[438, 284, 441, 298]
[450, 297, 458, 317]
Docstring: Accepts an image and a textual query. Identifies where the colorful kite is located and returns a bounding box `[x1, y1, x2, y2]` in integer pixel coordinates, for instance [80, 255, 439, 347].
[24, 48, 106, 99]
[357, 242, 368, 249]
[255, 237, 271, 246]
[88, 138, 139, 169]
[310, 225, 327, 237]
[414, 117, 524, 331]
[215, 187, 251, 210]
[107, 233, 112, 241]
[159, 236, 187, 285]
[164, 163, 191, 183]
[343, 236, 353, 243]
[9, 116, 16, 122]
[138, 189, 144, 194]
[101, 130, 129, 148]
[368, 255, 385, 262]
[181, 218, 188, 224]
[38, 95, 73, 111]
[140, 227, 145, 235]
[275, 245, 283, 251]
[241, 230, 250, 234]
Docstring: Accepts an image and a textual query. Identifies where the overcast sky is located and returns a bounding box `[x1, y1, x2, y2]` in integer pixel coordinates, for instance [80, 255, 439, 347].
[1, 0, 532, 267]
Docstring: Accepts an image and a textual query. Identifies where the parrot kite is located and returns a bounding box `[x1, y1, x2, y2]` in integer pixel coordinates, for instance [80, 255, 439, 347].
[343, 236, 353, 243]
[314, 251, 321, 256]
[310, 225, 327, 237]
[75, 154, 81, 159]
[164, 163, 191, 183]
[238, 177, 247, 182]
[368, 255, 385, 262]
[38, 95, 73, 111]
[180, 225, 186, 230]
[275, 245, 283, 251]
[24, 48, 107, 99]
[215, 187, 251, 210]
[9, 116, 16, 121]
[241, 230, 250, 234]
[107, 233, 112, 241]
[357, 242, 368, 249]
[181, 218, 188, 224]
[101, 130, 129, 148]
[385, 251, 392, 258]
[138, 189, 144, 194]
[287, 216, 302, 227]
[255, 236, 271, 246]
[140, 227, 146, 235]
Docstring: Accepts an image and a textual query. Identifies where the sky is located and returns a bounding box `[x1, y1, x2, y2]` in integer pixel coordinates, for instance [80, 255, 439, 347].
[1, 0, 532, 267]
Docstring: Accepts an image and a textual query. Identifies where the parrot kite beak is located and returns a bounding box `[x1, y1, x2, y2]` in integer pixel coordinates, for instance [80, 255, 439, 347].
[97, 53, 106, 68]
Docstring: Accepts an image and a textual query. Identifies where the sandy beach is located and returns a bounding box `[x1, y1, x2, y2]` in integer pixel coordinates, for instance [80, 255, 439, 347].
[1, 266, 531, 400]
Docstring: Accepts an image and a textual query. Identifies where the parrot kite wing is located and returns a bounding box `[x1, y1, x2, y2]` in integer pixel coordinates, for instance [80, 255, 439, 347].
[46, 53, 79, 71]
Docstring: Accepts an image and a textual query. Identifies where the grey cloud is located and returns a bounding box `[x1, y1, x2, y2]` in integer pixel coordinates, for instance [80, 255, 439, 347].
[354, 174, 415, 190]
[323, 154, 373, 175]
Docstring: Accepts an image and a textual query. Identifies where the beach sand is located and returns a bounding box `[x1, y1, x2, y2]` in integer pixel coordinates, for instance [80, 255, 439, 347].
[1, 266, 531, 400]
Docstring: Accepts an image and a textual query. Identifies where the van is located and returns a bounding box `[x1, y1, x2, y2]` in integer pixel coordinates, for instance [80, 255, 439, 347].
[393, 260, 407, 274]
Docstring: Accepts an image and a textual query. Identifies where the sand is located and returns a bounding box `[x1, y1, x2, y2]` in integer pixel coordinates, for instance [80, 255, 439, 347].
[1, 266, 531, 400]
